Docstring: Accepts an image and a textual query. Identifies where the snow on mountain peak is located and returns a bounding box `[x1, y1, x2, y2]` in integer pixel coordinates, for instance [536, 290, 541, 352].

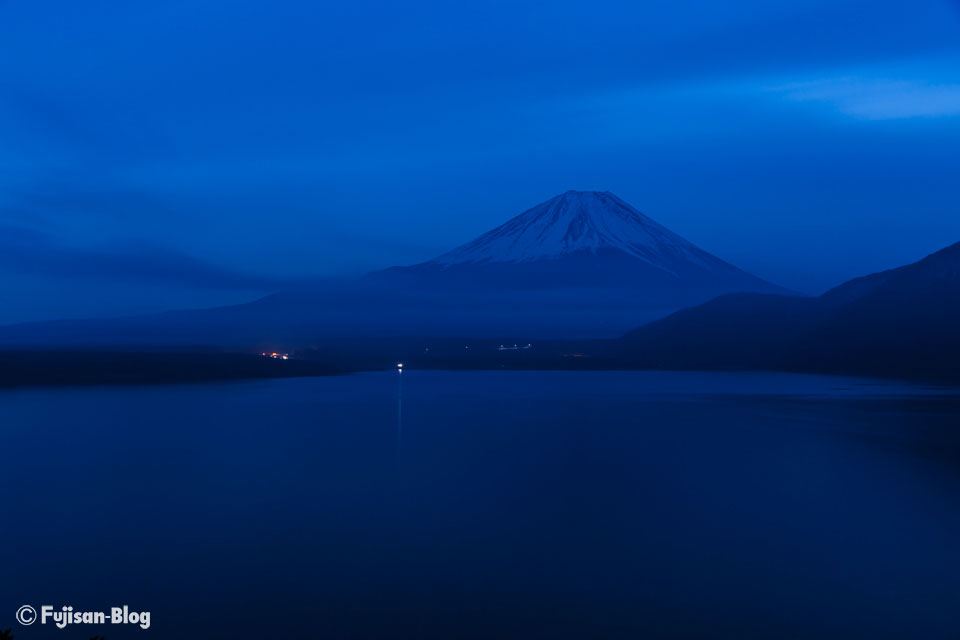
[433, 191, 716, 270]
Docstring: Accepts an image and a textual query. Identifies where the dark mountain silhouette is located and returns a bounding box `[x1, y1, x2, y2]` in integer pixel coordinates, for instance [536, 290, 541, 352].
[0, 191, 784, 344]
[619, 240, 960, 379]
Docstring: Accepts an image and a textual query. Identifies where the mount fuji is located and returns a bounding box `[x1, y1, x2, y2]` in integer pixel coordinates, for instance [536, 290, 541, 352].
[438, 190, 745, 268]
[365, 190, 782, 295]
[0, 191, 788, 344]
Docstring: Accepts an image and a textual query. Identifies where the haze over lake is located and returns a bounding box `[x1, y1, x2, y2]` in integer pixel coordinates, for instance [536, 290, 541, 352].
[3, 371, 959, 639]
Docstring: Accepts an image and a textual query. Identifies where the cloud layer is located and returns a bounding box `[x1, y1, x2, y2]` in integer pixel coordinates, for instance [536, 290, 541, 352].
[1, 0, 960, 320]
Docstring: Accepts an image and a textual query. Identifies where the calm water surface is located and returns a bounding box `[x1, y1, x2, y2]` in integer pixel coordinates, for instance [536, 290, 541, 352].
[2, 371, 959, 638]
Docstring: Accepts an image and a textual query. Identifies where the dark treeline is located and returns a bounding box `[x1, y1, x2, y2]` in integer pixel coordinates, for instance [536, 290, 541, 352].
[0, 350, 340, 388]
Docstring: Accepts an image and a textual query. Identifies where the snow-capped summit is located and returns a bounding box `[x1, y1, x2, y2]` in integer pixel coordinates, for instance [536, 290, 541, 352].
[354, 190, 786, 335]
[0, 190, 790, 343]
[430, 190, 748, 280]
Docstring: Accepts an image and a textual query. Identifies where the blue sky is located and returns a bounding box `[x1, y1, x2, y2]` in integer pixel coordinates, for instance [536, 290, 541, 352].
[2, 0, 960, 321]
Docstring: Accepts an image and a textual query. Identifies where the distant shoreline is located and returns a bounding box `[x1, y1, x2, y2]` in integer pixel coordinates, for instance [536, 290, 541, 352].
[0, 350, 342, 389]
[3, 343, 958, 390]
[289, 337, 960, 386]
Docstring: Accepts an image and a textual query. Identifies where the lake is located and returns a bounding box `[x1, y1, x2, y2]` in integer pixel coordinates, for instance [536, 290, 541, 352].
[2, 371, 959, 638]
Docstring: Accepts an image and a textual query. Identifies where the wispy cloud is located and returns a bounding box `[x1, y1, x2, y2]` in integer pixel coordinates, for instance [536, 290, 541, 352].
[773, 75, 960, 120]
[0, 225, 305, 292]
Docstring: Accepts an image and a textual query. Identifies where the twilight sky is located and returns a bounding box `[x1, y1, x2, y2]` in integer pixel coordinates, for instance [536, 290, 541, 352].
[2, 0, 960, 322]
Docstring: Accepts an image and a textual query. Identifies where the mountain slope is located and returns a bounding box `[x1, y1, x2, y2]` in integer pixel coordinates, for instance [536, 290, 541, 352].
[793, 241, 960, 377]
[0, 191, 786, 344]
[437, 190, 737, 271]
[368, 191, 781, 294]
[620, 241, 960, 379]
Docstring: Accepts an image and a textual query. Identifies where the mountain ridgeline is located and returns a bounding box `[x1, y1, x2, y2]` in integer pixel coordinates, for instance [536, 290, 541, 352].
[367, 190, 779, 292]
[0, 191, 785, 344]
[245, 190, 787, 338]
[0, 190, 957, 381]
[618, 240, 960, 380]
